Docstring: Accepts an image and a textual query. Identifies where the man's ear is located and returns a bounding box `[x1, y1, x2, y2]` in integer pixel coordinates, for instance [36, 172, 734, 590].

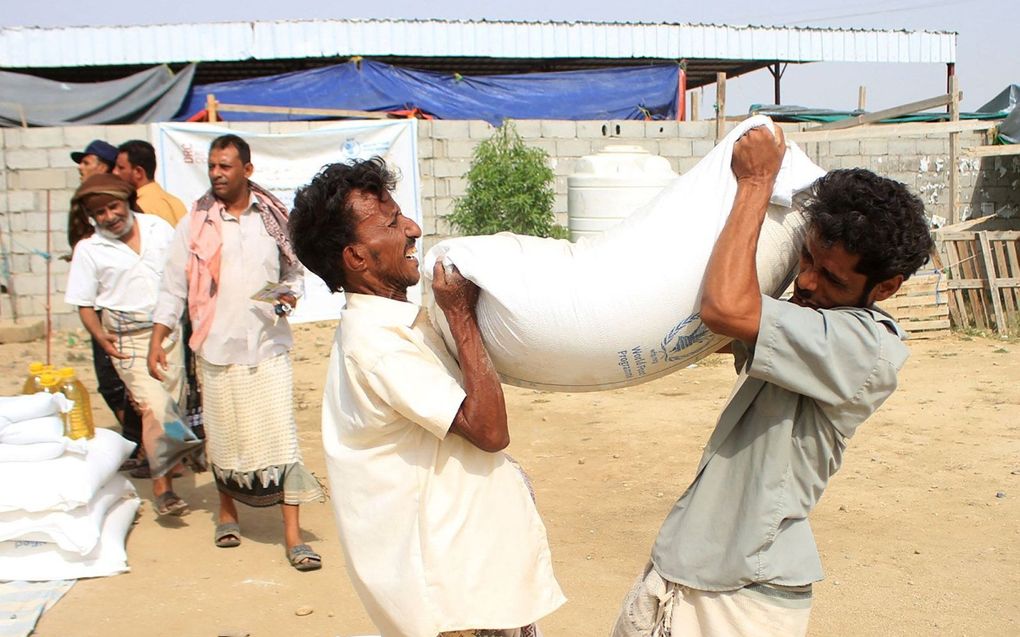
[244, 163, 254, 179]
[870, 274, 904, 304]
[342, 243, 367, 274]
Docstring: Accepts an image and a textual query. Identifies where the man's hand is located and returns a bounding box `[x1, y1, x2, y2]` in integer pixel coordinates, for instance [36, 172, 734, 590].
[732, 124, 786, 188]
[147, 341, 167, 382]
[277, 293, 298, 310]
[432, 261, 480, 321]
[97, 332, 129, 360]
[147, 323, 174, 382]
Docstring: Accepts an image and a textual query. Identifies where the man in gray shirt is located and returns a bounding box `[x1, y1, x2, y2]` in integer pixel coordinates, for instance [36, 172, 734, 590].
[613, 125, 934, 636]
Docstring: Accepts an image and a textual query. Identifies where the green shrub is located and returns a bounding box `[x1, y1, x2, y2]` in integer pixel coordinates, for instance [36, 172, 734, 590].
[449, 121, 565, 238]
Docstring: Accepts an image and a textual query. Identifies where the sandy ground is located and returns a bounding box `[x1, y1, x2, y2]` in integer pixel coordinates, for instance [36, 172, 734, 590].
[1, 322, 1017, 637]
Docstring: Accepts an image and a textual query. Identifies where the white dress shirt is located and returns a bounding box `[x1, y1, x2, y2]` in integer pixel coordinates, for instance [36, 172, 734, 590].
[153, 195, 304, 367]
[65, 213, 175, 315]
[322, 293, 565, 637]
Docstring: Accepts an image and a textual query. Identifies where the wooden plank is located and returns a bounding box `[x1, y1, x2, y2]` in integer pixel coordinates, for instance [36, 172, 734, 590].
[962, 145, 1020, 158]
[885, 305, 950, 321]
[715, 72, 726, 143]
[806, 92, 959, 131]
[899, 318, 952, 331]
[206, 93, 218, 122]
[788, 119, 997, 143]
[957, 239, 989, 329]
[938, 231, 1020, 241]
[938, 240, 966, 328]
[949, 76, 960, 224]
[947, 277, 1020, 289]
[905, 329, 951, 340]
[978, 232, 1007, 333]
[216, 103, 390, 120]
[881, 294, 947, 309]
[1006, 239, 1020, 328]
[992, 240, 1018, 321]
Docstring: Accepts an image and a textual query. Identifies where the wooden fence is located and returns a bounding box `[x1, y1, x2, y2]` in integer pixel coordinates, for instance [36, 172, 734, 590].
[937, 229, 1020, 335]
[876, 264, 951, 339]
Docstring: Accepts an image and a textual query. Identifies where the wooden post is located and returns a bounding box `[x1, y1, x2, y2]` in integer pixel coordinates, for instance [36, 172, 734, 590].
[206, 93, 219, 123]
[949, 76, 960, 225]
[691, 89, 701, 121]
[676, 66, 687, 121]
[858, 86, 867, 111]
[715, 72, 726, 143]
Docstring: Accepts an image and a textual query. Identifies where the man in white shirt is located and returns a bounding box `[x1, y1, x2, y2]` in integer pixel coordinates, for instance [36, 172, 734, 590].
[148, 134, 322, 571]
[288, 158, 565, 636]
[64, 174, 204, 516]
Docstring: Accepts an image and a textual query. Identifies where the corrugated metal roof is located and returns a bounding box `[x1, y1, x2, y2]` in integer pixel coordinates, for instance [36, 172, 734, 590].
[0, 19, 956, 69]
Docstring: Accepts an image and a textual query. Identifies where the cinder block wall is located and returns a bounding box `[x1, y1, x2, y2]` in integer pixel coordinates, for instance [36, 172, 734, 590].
[0, 119, 1013, 330]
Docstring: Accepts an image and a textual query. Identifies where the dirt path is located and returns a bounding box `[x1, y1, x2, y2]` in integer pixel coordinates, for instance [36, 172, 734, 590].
[2, 324, 1016, 636]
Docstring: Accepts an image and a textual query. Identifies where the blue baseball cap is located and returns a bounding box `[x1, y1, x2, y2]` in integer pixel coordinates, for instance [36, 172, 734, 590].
[70, 140, 118, 165]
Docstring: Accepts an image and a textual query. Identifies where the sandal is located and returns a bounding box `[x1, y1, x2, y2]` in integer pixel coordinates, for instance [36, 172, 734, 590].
[153, 491, 189, 517]
[286, 544, 322, 572]
[214, 522, 242, 548]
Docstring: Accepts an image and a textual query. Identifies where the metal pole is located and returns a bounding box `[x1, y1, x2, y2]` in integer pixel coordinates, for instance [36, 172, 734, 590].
[45, 190, 52, 365]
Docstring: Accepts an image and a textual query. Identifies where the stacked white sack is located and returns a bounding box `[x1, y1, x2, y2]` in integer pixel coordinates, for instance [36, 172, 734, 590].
[0, 393, 139, 581]
[424, 116, 826, 391]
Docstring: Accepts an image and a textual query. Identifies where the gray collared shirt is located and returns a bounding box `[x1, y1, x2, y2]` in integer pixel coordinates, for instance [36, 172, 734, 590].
[651, 295, 908, 591]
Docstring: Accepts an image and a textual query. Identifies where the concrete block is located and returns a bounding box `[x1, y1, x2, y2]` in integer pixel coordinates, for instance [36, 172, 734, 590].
[416, 138, 434, 159]
[63, 126, 109, 150]
[436, 215, 454, 235]
[21, 128, 64, 149]
[918, 139, 948, 155]
[675, 157, 700, 175]
[47, 148, 77, 168]
[431, 139, 448, 159]
[645, 121, 678, 138]
[416, 158, 434, 179]
[8, 253, 31, 272]
[677, 121, 713, 139]
[10, 231, 48, 254]
[608, 120, 646, 138]
[3, 128, 23, 148]
[226, 121, 272, 134]
[553, 193, 567, 215]
[553, 175, 568, 195]
[888, 140, 917, 156]
[830, 140, 860, 157]
[7, 191, 38, 212]
[6, 149, 49, 170]
[422, 211, 438, 235]
[508, 120, 541, 138]
[692, 139, 715, 157]
[448, 177, 468, 197]
[433, 179, 448, 197]
[431, 120, 470, 140]
[860, 139, 889, 155]
[416, 119, 432, 138]
[576, 121, 611, 138]
[432, 159, 468, 178]
[659, 138, 693, 158]
[418, 177, 436, 199]
[0, 320, 46, 344]
[469, 120, 494, 139]
[553, 158, 578, 177]
[446, 140, 479, 159]
[540, 120, 576, 139]
[18, 169, 66, 190]
[13, 273, 48, 296]
[434, 197, 456, 217]
[65, 170, 83, 189]
[529, 140, 556, 156]
[554, 139, 592, 158]
[105, 125, 148, 145]
[268, 121, 311, 134]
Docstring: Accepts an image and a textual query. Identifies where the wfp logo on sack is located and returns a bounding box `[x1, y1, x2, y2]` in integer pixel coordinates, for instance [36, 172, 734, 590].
[340, 138, 364, 160]
[660, 313, 710, 362]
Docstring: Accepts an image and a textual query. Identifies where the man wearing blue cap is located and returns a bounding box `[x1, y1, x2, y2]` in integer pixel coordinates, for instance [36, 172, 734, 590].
[70, 139, 118, 184]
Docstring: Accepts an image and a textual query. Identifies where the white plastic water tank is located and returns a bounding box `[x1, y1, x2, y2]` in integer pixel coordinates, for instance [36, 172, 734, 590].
[567, 145, 679, 241]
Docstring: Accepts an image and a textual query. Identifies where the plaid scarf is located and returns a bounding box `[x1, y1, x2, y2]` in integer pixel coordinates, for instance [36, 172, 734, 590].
[185, 181, 297, 350]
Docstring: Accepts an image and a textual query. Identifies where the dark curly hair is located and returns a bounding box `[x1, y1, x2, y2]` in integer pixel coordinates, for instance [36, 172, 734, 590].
[289, 157, 398, 293]
[804, 169, 934, 286]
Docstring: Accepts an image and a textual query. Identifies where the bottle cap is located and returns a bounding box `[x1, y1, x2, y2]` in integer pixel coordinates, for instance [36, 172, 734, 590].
[57, 367, 76, 379]
[28, 361, 45, 374]
[39, 373, 59, 388]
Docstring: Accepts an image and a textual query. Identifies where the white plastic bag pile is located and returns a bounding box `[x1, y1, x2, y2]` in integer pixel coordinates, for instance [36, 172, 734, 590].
[0, 393, 140, 581]
[424, 116, 826, 391]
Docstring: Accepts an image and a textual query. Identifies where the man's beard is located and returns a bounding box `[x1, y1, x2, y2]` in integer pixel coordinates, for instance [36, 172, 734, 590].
[95, 210, 135, 240]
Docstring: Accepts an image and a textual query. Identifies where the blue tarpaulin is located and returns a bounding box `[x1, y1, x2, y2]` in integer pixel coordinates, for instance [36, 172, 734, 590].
[177, 60, 680, 125]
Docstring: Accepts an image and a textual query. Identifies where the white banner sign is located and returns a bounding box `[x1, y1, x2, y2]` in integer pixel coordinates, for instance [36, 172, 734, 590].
[151, 119, 421, 323]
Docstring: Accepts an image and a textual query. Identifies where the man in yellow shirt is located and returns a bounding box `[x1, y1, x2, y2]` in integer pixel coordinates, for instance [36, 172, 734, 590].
[113, 140, 187, 227]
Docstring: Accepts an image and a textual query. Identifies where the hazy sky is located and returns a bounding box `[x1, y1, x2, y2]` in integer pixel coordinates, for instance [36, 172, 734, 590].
[1, 0, 1014, 114]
